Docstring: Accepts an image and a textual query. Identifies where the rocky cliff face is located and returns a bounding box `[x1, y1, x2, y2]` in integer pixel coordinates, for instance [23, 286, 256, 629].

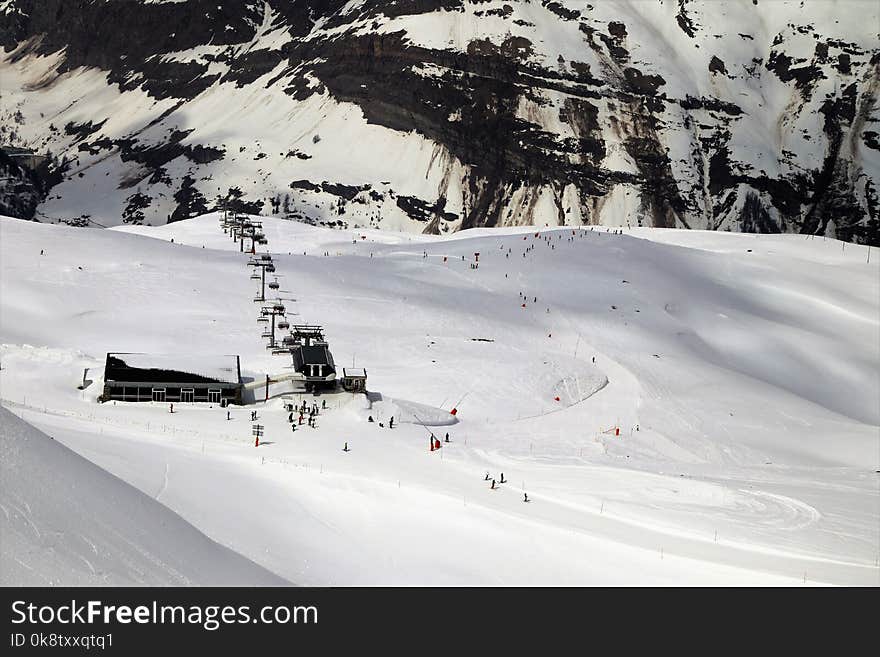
[1, 0, 877, 243]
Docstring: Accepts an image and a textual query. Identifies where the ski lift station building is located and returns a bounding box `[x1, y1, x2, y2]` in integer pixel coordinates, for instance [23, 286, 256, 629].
[291, 344, 336, 390]
[100, 353, 243, 405]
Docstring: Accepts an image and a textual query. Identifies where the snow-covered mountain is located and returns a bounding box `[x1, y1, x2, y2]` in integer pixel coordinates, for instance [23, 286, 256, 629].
[1, 0, 878, 243]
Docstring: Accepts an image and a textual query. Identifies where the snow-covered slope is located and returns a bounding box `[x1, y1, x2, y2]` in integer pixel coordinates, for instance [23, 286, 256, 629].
[0, 405, 288, 585]
[1, 1, 877, 243]
[1, 213, 877, 585]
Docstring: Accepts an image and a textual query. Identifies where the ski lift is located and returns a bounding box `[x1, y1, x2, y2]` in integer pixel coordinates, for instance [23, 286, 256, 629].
[265, 265, 275, 272]
[257, 316, 269, 323]
[268, 280, 279, 290]
[250, 272, 261, 280]
[261, 330, 272, 338]
[260, 254, 272, 261]
[282, 335, 295, 346]
[277, 320, 290, 330]
[273, 304, 285, 313]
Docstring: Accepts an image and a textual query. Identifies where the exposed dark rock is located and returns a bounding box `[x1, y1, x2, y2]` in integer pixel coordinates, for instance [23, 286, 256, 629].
[396, 195, 457, 223]
[121, 192, 152, 225]
[708, 56, 728, 76]
[169, 174, 208, 223]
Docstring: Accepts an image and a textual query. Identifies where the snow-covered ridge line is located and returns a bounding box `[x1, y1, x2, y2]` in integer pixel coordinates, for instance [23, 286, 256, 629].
[0, 405, 289, 585]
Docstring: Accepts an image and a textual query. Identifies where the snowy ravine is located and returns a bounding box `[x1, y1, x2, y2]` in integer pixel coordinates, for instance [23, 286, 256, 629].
[1, 213, 877, 585]
[1, 0, 878, 243]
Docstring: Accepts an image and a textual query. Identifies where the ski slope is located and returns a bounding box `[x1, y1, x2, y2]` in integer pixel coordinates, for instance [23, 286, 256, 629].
[0, 406, 287, 586]
[1, 213, 878, 585]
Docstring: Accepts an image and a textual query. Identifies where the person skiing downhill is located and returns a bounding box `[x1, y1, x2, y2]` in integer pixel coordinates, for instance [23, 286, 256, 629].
[490, 479, 496, 490]
[389, 416, 394, 429]
[444, 432, 449, 442]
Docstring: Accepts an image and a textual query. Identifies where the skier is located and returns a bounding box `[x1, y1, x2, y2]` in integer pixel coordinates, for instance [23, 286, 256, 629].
[291, 423, 296, 432]
[444, 432, 449, 442]
[389, 416, 394, 429]
[484, 472, 490, 481]
[227, 411, 231, 421]
[40, 249, 44, 256]
[500, 472, 506, 484]
[523, 493, 529, 503]
[343, 442, 349, 452]
[288, 412, 294, 423]
[169, 403, 174, 413]
[322, 399, 327, 410]
[490, 479, 496, 490]
[368, 415, 374, 423]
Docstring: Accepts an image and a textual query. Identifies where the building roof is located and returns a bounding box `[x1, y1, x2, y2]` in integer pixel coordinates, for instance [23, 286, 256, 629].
[292, 345, 335, 375]
[105, 353, 241, 385]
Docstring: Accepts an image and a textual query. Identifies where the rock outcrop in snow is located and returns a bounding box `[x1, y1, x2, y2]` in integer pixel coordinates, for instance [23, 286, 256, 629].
[0, 0, 877, 243]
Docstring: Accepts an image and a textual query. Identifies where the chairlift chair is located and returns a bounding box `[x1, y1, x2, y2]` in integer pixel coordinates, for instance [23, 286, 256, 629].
[277, 320, 290, 330]
[261, 330, 272, 338]
[260, 254, 272, 261]
[257, 317, 269, 323]
[268, 281, 280, 290]
[265, 265, 276, 272]
[250, 272, 261, 280]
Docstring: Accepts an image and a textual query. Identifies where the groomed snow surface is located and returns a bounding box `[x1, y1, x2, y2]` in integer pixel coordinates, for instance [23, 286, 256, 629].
[1, 214, 878, 585]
